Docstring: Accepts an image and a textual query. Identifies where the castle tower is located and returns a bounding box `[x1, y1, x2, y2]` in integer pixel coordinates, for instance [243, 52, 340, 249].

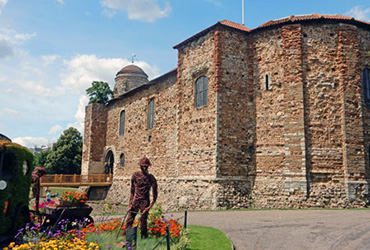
[113, 64, 149, 97]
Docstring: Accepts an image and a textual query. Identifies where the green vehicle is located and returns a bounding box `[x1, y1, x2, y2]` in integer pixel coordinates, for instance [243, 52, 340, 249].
[0, 134, 34, 246]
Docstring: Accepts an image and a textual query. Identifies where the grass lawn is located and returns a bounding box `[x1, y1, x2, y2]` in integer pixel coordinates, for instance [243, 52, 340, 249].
[41, 187, 78, 196]
[186, 225, 232, 250]
[84, 225, 232, 250]
[86, 228, 187, 250]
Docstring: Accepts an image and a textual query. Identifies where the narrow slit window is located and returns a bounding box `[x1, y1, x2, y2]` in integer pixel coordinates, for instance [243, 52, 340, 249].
[265, 74, 270, 91]
[119, 110, 125, 136]
[147, 99, 155, 129]
[120, 153, 125, 166]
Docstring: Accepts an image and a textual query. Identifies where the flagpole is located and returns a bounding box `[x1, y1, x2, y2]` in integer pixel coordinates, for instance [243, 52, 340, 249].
[242, 0, 245, 26]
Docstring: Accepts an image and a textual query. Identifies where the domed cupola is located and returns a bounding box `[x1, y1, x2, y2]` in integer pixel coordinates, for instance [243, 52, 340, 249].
[113, 64, 149, 97]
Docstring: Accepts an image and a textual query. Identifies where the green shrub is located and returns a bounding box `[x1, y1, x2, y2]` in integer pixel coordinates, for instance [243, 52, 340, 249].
[0, 141, 34, 235]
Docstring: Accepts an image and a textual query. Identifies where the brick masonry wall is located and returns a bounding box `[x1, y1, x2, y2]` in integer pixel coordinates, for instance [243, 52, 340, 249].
[82, 103, 107, 175]
[105, 72, 178, 204]
[217, 27, 253, 177]
[358, 28, 370, 183]
[250, 22, 370, 208]
[302, 23, 344, 180]
[84, 20, 370, 210]
[250, 25, 303, 207]
[176, 31, 217, 178]
[337, 23, 367, 203]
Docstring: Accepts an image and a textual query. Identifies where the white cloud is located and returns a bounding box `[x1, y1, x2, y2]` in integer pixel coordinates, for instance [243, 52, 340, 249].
[0, 28, 36, 44]
[42, 55, 60, 65]
[13, 136, 52, 148]
[101, 0, 172, 22]
[60, 54, 160, 93]
[0, 108, 22, 118]
[102, 8, 116, 18]
[61, 54, 125, 93]
[0, 75, 7, 83]
[346, 6, 370, 22]
[0, 28, 36, 59]
[21, 81, 54, 97]
[1, 50, 159, 148]
[48, 124, 63, 135]
[0, 39, 13, 58]
[57, 0, 64, 5]
[0, 0, 7, 14]
[67, 95, 89, 133]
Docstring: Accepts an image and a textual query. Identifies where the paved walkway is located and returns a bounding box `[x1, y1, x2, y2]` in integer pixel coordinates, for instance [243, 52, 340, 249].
[174, 210, 370, 250]
[95, 210, 370, 250]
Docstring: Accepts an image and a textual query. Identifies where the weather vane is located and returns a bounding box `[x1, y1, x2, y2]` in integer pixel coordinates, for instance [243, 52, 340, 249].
[131, 53, 137, 64]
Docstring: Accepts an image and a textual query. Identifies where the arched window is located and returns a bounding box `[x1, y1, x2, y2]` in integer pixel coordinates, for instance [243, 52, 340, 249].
[119, 110, 125, 136]
[104, 150, 114, 174]
[195, 76, 208, 107]
[363, 68, 370, 106]
[147, 99, 155, 129]
[120, 153, 125, 166]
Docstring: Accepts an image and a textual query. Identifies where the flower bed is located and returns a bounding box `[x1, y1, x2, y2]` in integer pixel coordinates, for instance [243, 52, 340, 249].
[59, 191, 88, 205]
[6, 204, 188, 249]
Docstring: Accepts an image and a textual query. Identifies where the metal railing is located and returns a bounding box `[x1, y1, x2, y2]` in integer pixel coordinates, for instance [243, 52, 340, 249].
[40, 174, 113, 187]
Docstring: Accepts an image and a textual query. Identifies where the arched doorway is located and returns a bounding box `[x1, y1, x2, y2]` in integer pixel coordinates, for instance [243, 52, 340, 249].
[104, 150, 114, 174]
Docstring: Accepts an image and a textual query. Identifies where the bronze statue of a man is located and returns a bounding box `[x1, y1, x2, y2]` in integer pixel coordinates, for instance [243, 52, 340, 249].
[124, 156, 158, 238]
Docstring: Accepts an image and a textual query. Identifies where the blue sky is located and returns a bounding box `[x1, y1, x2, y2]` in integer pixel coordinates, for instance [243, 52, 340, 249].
[0, 0, 369, 148]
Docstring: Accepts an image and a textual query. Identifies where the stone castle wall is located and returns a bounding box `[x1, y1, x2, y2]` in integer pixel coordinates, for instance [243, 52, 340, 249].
[359, 28, 370, 183]
[82, 103, 107, 175]
[84, 19, 370, 210]
[176, 31, 218, 178]
[249, 22, 370, 208]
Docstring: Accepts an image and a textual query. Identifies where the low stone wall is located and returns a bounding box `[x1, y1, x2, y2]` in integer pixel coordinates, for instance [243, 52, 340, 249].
[106, 176, 369, 210]
[252, 181, 368, 209]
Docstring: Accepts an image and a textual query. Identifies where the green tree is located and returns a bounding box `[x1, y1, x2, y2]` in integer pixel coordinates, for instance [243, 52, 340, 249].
[86, 81, 113, 104]
[33, 148, 51, 167]
[45, 127, 82, 174]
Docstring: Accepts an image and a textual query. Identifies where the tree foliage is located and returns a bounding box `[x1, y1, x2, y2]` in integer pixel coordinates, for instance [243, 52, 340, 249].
[34, 148, 51, 167]
[44, 127, 82, 174]
[86, 81, 113, 104]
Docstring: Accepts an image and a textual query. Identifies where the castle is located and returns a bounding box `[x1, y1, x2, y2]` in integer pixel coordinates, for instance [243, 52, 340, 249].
[82, 14, 370, 210]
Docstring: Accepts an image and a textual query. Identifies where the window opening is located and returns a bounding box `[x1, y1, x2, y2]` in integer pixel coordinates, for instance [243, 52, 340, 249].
[120, 153, 125, 166]
[105, 150, 114, 174]
[195, 76, 208, 107]
[265, 74, 270, 91]
[119, 110, 126, 136]
[147, 99, 155, 129]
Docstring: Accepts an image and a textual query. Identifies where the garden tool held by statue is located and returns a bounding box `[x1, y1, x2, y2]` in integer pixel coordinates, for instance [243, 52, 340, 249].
[116, 210, 138, 240]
